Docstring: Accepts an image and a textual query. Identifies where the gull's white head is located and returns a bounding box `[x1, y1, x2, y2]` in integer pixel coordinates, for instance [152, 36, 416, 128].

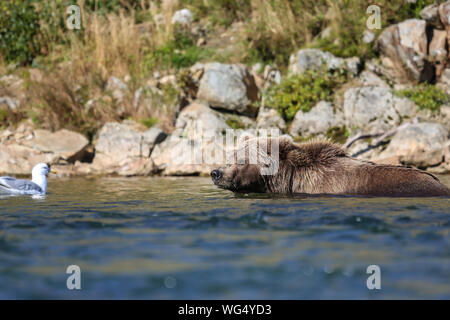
[31, 163, 51, 194]
[32, 163, 51, 178]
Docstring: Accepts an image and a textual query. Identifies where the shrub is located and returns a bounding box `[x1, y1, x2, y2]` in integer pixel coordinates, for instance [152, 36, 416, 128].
[265, 67, 348, 121]
[0, 0, 73, 65]
[396, 84, 448, 112]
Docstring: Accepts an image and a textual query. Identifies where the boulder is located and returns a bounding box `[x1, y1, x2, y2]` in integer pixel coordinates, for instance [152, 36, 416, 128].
[288, 49, 345, 75]
[289, 49, 361, 76]
[93, 121, 166, 174]
[196, 63, 259, 115]
[420, 3, 443, 29]
[21, 129, 89, 162]
[289, 101, 344, 137]
[0, 126, 90, 175]
[289, 49, 346, 74]
[377, 19, 431, 83]
[343, 86, 417, 133]
[377, 122, 448, 168]
[256, 107, 286, 130]
[175, 102, 230, 132]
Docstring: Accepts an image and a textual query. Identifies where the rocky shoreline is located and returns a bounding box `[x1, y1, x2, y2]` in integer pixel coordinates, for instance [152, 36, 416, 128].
[1, 2, 450, 177]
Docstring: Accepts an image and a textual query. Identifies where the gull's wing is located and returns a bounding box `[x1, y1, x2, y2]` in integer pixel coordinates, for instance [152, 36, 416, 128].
[0, 177, 43, 193]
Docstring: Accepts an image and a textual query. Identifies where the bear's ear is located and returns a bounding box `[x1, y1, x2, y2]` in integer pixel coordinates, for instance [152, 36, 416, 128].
[276, 136, 294, 160]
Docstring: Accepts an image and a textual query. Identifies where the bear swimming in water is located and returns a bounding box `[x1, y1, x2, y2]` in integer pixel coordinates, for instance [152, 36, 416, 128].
[211, 137, 450, 197]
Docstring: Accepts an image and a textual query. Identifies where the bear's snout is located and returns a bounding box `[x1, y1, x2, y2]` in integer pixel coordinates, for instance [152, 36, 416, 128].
[210, 169, 222, 182]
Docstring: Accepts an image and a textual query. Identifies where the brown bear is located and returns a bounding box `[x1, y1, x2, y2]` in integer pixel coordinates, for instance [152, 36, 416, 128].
[210, 137, 450, 197]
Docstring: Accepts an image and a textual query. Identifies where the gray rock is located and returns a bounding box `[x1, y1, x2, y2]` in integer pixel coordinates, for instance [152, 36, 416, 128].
[289, 101, 344, 137]
[362, 30, 376, 43]
[22, 129, 89, 162]
[0, 127, 89, 175]
[93, 121, 166, 173]
[105, 76, 128, 101]
[378, 122, 449, 167]
[288, 49, 345, 75]
[441, 105, 450, 119]
[343, 86, 417, 133]
[377, 19, 430, 83]
[196, 63, 259, 115]
[256, 107, 286, 130]
[171, 8, 193, 26]
[439, 1, 450, 27]
[358, 71, 389, 88]
[175, 102, 230, 132]
[252, 63, 263, 74]
[0, 97, 19, 110]
[345, 57, 361, 75]
[263, 65, 281, 84]
[438, 68, 450, 96]
[445, 140, 450, 163]
[420, 3, 443, 29]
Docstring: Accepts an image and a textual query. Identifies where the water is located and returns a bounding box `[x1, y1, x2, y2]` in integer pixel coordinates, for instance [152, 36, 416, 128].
[0, 175, 449, 299]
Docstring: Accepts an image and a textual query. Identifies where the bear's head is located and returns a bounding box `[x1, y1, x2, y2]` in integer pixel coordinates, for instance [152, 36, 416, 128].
[211, 136, 293, 193]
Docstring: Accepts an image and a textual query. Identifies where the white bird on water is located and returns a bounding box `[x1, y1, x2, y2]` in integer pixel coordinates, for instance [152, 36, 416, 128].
[0, 163, 51, 195]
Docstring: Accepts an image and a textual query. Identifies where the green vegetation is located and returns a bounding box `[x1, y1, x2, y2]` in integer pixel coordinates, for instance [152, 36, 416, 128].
[265, 67, 348, 121]
[143, 29, 213, 70]
[226, 116, 246, 130]
[181, 0, 252, 27]
[326, 126, 350, 144]
[396, 84, 449, 112]
[140, 117, 158, 128]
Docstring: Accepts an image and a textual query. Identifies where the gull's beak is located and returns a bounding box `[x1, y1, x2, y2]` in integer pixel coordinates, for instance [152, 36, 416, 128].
[46, 163, 55, 176]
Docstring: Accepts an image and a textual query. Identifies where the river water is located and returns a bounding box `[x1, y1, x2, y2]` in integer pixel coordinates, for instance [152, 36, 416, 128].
[0, 176, 449, 299]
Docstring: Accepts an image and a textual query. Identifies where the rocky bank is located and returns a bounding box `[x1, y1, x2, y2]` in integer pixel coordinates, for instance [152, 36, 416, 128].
[1, 3, 450, 177]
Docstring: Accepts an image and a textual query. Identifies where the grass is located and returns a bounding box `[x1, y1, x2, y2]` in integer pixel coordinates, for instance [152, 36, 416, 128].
[396, 84, 449, 112]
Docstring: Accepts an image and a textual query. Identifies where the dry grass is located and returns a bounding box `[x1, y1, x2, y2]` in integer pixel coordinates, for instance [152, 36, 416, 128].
[23, 0, 180, 137]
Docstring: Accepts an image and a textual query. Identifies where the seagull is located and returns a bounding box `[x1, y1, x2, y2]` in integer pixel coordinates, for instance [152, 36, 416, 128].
[0, 163, 52, 195]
